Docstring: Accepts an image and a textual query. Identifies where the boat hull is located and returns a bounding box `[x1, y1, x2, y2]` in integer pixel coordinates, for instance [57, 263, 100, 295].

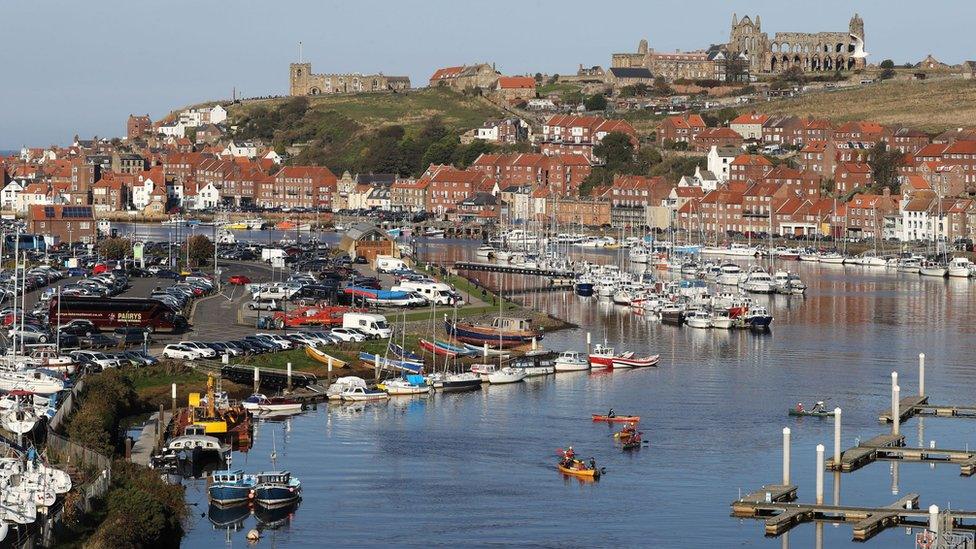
[253, 486, 300, 507]
[209, 485, 253, 506]
[591, 415, 640, 423]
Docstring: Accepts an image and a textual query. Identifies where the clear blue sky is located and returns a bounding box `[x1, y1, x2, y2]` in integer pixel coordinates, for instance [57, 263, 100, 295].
[2, 0, 973, 149]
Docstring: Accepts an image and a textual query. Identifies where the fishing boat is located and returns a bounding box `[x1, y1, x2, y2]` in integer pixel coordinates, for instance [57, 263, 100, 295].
[659, 305, 685, 325]
[326, 377, 367, 400]
[252, 471, 302, 507]
[241, 394, 302, 414]
[208, 469, 257, 506]
[684, 309, 712, 329]
[711, 310, 734, 329]
[304, 346, 347, 369]
[339, 386, 390, 401]
[574, 278, 595, 297]
[588, 344, 632, 368]
[154, 425, 232, 471]
[554, 351, 589, 372]
[610, 354, 660, 369]
[380, 375, 432, 396]
[788, 408, 835, 418]
[744, 306, 773, 330]
[591, 414, 640, 423]
[444, 316, 542, 348]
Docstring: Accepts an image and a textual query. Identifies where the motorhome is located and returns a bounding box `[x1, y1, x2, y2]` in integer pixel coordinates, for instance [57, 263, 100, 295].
[342, 312, 393, 338]
[391, 280, 460, 306]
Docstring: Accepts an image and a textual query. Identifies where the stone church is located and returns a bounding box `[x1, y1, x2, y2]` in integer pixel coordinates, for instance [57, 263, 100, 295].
[728, 13, 867, 74]
[289, 63, 410, 96]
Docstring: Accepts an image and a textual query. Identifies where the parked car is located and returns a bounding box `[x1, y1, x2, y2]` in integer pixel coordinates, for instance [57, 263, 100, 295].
[69, 350, 122, 371]
[254, 333, 293, 350]
[247, 298, 281, 311]
[328, 327, 367, 343]
[179, 341, 218, 358]
[8, 324, 52, 344]
[162, 344, 203, 360]
[228, 275, 251, 285]
[114, 327, 150, 346]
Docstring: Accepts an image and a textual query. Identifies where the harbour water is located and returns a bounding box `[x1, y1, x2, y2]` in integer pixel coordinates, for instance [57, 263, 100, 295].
[179, 238, 976, 547]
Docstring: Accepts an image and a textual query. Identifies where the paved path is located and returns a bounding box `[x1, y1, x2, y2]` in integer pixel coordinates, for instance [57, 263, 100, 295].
[130, 410, 171, 466]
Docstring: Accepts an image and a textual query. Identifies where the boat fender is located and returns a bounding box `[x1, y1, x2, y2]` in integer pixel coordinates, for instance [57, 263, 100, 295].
[246, 529, 260, 541]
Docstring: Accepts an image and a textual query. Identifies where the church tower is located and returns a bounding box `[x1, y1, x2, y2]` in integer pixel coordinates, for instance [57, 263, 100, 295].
[849, 13, 865, 41]
[290, 63, 311, 96]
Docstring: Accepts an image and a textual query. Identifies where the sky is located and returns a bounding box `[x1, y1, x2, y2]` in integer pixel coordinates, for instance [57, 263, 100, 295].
[2, 0, 974, 149]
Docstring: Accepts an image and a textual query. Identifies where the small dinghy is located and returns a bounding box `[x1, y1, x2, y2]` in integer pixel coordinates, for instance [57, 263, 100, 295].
[591, 414, 640, 423]
[304, 346, 346, 368]
[242, 394, 302, 414]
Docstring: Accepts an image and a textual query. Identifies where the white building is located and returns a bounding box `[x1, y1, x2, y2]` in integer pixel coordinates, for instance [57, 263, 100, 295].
[131, 172, 164, 210]
[221, 141, 258, 159]
[1, 181, 23, 210]
[194, 183, 221, 210]
[900, 195, 938, 242]
[157, 122, 186, 138]
[707, 145, 739, 182]
[177, 105, 227, 128]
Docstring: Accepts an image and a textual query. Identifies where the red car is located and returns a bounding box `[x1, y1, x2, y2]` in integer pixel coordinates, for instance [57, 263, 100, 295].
[228, 275, 251, 285]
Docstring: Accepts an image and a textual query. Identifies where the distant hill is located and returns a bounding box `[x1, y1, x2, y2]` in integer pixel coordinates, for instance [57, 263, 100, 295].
[759, 78, 976, 132]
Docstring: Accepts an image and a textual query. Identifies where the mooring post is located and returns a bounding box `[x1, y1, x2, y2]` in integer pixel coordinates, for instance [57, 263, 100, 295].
[782, 427, 791, 485]
[287, 362, 292, 391]
[929, 505, 940, 535]
[815, 444, 825, 505]
[327, 357, 333, 385]
[833, 407, 842, 465]
[253, 367, 260, 393]
[918, 353, 925, 396]
[586, 332, 592, 361]
[171, 383, 177, 418]
[483, 342, 488, 359]
[374, 355, 380, 382]
[531, 337, 537, 351]
[893, 385, 901, 436]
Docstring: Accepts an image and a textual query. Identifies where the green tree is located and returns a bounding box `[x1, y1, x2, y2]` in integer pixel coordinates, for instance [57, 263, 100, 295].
[584, 93, 607, 111]
[98, 238, 132, 260]
[187, 234, 215, 268]
[652, 76, 673, 96]
[879, 59, 895, 69]
[868, 142, 903, 194]
[421, 135, 459, 168]
[879, 68, 896, 80]
[534, 72, 543, 82]
[593, 132, 635, 171]
[454, 139, 494, 167]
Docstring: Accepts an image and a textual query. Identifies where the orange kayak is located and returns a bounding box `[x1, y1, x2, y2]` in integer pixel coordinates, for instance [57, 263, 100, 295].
[591, 414, 640, 423]
[557, 461, 601, 478]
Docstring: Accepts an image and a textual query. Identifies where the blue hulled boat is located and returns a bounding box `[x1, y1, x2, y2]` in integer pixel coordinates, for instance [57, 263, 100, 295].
[253, 471, 302, 507]
[208, 470, 257, 506]
[574, 282, 595, 296]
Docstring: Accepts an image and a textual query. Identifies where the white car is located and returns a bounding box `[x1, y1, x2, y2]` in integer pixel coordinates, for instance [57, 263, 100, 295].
[255, 333, 293, 350]
[329, 328, 367, 343]
[162, 344, 203, 361]
[178, 341, 218, 358]
[286, 333, 321, 347]
[69, 350, 123, 370]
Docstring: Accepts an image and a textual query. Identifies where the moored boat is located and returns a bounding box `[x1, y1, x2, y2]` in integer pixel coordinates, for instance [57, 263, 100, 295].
[610, 355, 660, 369]
[208, 469, 257, 506]
[252, 471, 301, 507]
[304, 346, 347, 369]
[445, 316, 543, 348]
[340, 386, 390, 401]
[554, 351, 590, 372]
[241, 394, 302, 414]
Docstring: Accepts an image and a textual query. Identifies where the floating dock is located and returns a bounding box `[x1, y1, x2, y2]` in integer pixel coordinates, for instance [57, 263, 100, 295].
[453, 261, 573, 277]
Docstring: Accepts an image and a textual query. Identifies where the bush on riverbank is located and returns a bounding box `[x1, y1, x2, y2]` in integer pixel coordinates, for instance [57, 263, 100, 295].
[65, 369, 140, 455]
[85, 461, 185, 549]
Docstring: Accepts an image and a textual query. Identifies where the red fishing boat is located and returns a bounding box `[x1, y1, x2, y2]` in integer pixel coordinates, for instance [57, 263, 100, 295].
[610, 354, 660, 369]
[588, 343, 633, 368]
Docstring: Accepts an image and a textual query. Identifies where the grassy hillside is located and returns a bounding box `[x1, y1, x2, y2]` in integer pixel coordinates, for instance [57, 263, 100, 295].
[759, 78, 976, 132]
[228, 88, 504, 134]
[221, 88, 509, 175]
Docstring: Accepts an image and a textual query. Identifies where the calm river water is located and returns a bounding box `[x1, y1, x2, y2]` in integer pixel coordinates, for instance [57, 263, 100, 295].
[170, 235, 976, 548]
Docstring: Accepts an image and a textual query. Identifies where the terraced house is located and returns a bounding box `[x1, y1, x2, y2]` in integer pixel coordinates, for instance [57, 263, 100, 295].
[268, 166, 337, 210]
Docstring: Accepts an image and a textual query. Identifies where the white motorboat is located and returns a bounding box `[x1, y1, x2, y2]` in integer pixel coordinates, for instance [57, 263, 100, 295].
[685, 309, 713, 329]
[716, 263, 742, 286]
[724, 244, 759, 257]
[798, 252, 820, 262]
[773, 271, 807, 295]
[739, 269, 776, 294]
[554, 351, 589, 372]
[856, 252, 888, 267]
[628, 247, 650, 263]
[487, 367, 526, 384]
[241, 394, 303, 413]
[711, 310, 733, 329]
[818, 252, 846, 264]
[896, 258, 922, 274]
[948, 257, 974, 278]
[327, 377, 368, 400]
[0, 370, 65, 395]
[340, 386, 390, 401]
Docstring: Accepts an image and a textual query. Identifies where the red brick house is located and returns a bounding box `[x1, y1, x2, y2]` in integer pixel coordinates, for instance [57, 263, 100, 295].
[419, 165, 492, 215]
[797, 140, 837, 175]
[28, 205, 96, 244]
[833, 162, 874, 195]
[728, 154, 773, 185]
[541, 115, 637, 162]
[846, 190, 897, 239]
[657, 114, 707, 145]
[762, 165, 822, 198]
[269, 166, 338, 210]
[469, 153, 592, 197]
[693, 128, 743, 152]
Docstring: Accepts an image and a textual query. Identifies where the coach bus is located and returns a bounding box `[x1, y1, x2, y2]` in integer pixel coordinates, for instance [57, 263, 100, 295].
[49, 297, 189, 333]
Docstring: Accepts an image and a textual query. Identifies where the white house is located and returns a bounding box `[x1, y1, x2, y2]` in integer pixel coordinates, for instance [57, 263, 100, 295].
[221, 141, 258, 159]
[476, 125, 499, 142]
[208, 105, 227, 124]
[900, 195, 940, 242]
[131, 171, 164, 210]
[729, 113, 769, 141]
[707, 145, 740, 182]
[157, 122, 186, 138]
[263, 150, 283, 165]
[15, 183, 50, 213]
[194, 183, 221, 210]
[1, 181, 24, 210]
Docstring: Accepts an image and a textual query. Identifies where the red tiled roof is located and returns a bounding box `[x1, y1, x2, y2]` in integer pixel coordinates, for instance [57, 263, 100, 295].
[731, 154, 773, 166]
[430, 66, 464, 81]
[497, 76, 536, 89]
[730, 113, 770, 125]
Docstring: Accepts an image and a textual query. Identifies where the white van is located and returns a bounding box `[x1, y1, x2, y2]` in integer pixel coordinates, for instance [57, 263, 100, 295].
[342, 313, 392, 339]
[392, 280, 460, 306]
[375, 255, 407, 273]
[252, 282, 299, 300]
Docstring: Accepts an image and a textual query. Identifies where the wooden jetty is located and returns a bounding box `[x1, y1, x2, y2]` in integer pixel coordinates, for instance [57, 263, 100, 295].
[732, 491, 976, 541]
[825, 433, 905, 472]
[878, 395, 929, 423]
[881, 399, 976, 422]
[453, 261, 573, 278]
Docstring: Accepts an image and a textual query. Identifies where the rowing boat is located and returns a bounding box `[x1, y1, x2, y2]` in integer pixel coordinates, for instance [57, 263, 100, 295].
[304, 346, 347, 368]
[788, 408, 835, 418]
[557, 461, 601, 478]
[622, 434, 642, 450]
[591, 414, 640, 423]
[610, 354, 660, 369]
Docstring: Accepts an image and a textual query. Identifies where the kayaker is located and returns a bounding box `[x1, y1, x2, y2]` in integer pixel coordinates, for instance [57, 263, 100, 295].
[811, 401, 825, 413]
[589, 458, 597, 471]
[607, 408, 615, 418]
[796, 402, 804, 412]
